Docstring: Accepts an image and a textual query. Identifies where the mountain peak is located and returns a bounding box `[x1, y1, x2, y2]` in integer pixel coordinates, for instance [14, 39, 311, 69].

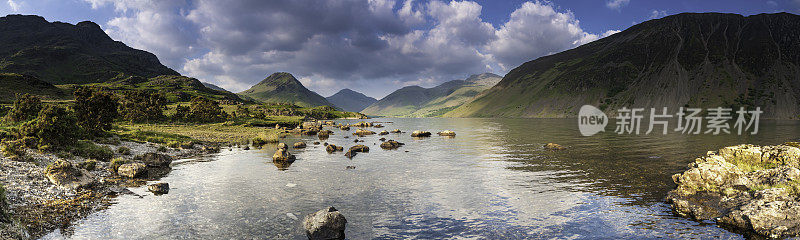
[240, 72, 333, 107]
[255, 72, 302, 86]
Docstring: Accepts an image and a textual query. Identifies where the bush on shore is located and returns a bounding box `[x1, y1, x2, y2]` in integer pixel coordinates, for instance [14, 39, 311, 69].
[18, 105, 80, 151]
[118, 90, 167, 123]
[73, 87, 119, 132]
[5, 93, 42, 122]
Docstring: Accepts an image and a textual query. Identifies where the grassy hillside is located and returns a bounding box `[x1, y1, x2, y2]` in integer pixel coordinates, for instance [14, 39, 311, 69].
[0, 73, 68, 103]
[239, 72, 333, 108]
[72, 75, 245, 103]
[446, 13, 800, 119]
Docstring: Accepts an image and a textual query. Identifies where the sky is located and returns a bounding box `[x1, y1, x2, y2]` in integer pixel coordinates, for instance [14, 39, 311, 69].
[1, 0, 799, 98]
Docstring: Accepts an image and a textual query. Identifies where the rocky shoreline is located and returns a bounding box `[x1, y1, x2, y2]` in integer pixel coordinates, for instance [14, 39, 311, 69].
[0, 138, 219, 239]
[668, 143, 800, 238]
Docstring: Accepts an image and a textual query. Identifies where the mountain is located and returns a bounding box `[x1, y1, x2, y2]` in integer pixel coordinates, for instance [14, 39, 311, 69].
[325, 89, 377, 112]
[202, 82, 227, 92]
[0, 73, 68, 103]
[446, 13, 800, 119]
[0, 14, 179, 84]
[239, 72, 333, 107]
[361, 73, 501, 117]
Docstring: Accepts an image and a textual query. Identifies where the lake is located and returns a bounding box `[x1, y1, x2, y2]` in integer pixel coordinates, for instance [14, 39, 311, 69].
[44, 118, 800, 239]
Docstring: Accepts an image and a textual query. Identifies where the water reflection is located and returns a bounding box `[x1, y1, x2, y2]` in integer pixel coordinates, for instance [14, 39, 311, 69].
[272, 159, 293, 171]
[45, 118, 800, 239]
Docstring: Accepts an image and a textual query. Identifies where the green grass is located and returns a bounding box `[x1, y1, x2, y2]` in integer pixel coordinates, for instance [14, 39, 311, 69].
[114, 122, 281, 144]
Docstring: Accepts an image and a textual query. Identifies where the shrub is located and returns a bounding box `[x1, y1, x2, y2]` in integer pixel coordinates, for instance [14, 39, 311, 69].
[109, 158, 131, 172]
[73, 87, 119, 132]
[118, 90, 167, 123]
[78, 159, 97, 171]
[5, 93, 42, 122]
[235, 105, 251, 118]
[70, 140, 114, 161]
[18, 105, 80, 150]
[117, 146, 131, 155]
[1, 139, 27, 161]
[188, 97, 228, 123]
[173, 105, 190, 121]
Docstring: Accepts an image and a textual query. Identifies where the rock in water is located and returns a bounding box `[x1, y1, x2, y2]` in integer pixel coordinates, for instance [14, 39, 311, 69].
[326, 144, 344, 153]
[544, 143, 566, 150]
[273, 148, 296, 161]
[45, 160, 95, 189]
[148, 183, 170, 194]
[437, 130, 456, 137]
[117, 163, 147, 178]
[303, 206, 347, 240]
[667, 144, 800, 238]
[410, 131, 431, 137]
[277, 142, 288, 150]
[390, 129, 401, 133]
[294, 142, 307, 149]
[380, 140, 404, 150]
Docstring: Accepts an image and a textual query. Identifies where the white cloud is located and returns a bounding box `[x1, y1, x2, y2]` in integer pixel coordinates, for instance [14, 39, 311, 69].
[7, 0, 21, 12]
[83, 0, 613, 97]
[606, 0, 630, 10]
[648, 10, 667, 19]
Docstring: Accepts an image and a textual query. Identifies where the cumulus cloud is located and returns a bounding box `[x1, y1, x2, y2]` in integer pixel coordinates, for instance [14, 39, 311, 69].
[86, 0, 613, 97]
[606, 0, 630, 10]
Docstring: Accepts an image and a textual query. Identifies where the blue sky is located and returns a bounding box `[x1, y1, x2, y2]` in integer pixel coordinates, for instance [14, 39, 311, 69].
[2, 0, 798, 98]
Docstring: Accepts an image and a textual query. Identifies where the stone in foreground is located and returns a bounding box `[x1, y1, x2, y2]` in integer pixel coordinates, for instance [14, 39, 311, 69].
[148, 183, 170, 194]
[117, 163, 147, 178]
[303, 206, 347, 240]
[45, 160, 95, 189]
[667, 144, 800, 238]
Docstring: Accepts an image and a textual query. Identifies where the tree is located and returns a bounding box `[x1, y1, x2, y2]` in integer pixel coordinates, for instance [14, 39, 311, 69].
[73, 87, 119, 132]
[18, 105, 79, 150]
[188, 96, 228, 123]
[119, 90, 167, 123]
[5, 93, 42, 122]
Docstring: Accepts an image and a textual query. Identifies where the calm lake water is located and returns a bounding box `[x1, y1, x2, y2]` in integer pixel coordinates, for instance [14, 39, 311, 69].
[44, 118, 800, 239]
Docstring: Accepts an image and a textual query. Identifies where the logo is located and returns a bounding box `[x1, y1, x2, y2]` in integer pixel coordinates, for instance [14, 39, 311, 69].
[579, 105, 608, 136]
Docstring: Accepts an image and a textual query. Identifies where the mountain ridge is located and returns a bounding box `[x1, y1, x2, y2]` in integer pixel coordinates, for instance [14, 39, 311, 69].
[325, 88, 377, 112]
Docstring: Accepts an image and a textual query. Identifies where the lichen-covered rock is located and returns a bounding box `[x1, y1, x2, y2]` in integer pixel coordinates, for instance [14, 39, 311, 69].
[148, 183, 170, 194]
[303, 206, 347, 240]
[45, 160, 95, 189]
[668, 144, 800, 238]
[410, 131, 431, 137]
[117, 163, 147, 178]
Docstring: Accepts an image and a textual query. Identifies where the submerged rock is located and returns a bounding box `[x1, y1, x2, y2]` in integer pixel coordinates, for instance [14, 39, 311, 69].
[437, 130, 456, 137]
[45, 160, 95, 189]
[544, 143, 566, 150]
[667, 144, 800, 238]
[303, 206, 347, 240]
[345, 145, 369, 158]
[117, 163, 147, 178]
[410, 131, 431, 137]
[148, 183, 170, 194]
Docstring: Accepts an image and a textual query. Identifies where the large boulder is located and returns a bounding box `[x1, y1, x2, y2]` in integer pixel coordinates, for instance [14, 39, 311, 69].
[45, 160, 95, 189]
[117, 163, 147, 178]
[668, 144, 800, 238]
[135, 153, 173, 167]
[410, 131, 431, 137]
[303, 206, 347, 240]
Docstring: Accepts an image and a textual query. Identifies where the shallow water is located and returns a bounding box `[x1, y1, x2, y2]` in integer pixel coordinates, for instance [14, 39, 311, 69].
[44, 118, 800, 239]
